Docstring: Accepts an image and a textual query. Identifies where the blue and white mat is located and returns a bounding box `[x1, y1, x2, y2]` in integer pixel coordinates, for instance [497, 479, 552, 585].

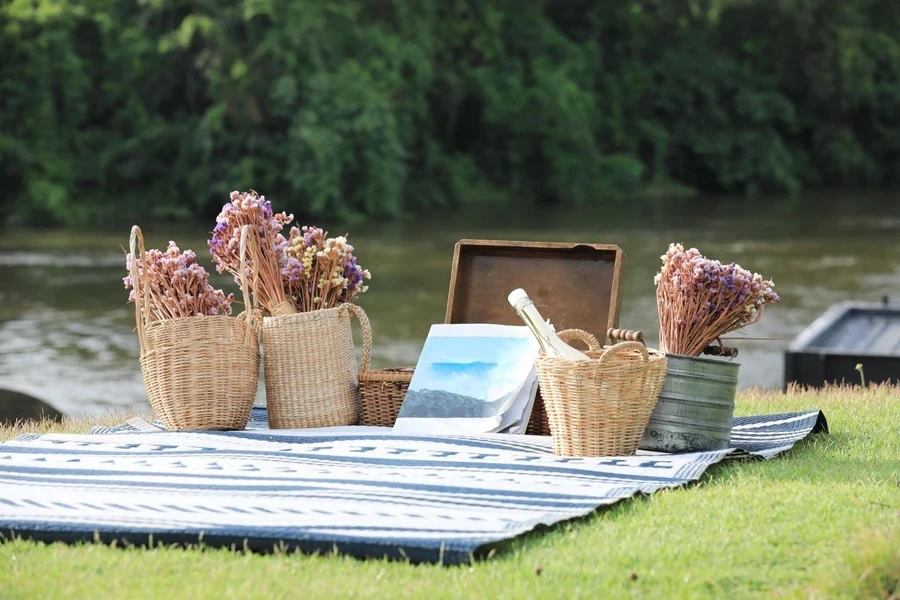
[0, 410, 826, 564]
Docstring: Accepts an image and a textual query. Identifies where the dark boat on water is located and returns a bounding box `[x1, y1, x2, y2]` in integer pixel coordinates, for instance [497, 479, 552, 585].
[785, 299, 900, 388]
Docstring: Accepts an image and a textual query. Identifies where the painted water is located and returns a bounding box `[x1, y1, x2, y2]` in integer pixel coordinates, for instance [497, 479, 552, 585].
[0, 193, 897, 416]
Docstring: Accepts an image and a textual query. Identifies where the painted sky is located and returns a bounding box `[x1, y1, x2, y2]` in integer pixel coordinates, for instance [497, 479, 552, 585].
[410, 334, 538, 402]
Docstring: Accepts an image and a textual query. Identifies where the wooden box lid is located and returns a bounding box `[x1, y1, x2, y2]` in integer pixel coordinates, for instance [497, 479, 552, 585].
[445, 239, 626, 341]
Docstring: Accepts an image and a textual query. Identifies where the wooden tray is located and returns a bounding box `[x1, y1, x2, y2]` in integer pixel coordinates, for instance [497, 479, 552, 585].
[445, 240, 625, 341]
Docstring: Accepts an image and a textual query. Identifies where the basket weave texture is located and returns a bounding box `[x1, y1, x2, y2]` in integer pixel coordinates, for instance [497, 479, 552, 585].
[535, 330, 667, 456]
[130, 227, 260, 431]
[263, 303, 372, 429]
[358, 367, 415, 427]
[525, 397, 551, 436]
[526, 327, 646, 437]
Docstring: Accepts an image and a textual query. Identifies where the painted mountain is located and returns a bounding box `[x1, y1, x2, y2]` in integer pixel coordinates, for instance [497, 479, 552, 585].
[394, 324, 540, 433]
[398, 388, 512, 419]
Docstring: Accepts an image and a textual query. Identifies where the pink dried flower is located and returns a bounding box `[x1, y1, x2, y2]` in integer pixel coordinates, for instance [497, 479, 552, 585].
[656, 243, 780, 356]
[207, 191, 372, 315]
[209, 190, 293, 315]
[125, 241, 233, 321]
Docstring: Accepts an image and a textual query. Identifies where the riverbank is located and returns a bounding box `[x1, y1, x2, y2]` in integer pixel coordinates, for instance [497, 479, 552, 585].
[2, 385, 897, 599]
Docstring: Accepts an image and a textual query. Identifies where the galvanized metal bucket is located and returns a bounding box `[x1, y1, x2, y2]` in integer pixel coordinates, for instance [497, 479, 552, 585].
[638, 353, 739, 452]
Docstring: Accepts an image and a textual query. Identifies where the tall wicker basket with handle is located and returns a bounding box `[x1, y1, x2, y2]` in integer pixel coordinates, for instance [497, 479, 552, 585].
[237, 226, 373, 430]
[262, 303, 372, 429]
[535, 330, 667, 456]
[130, 226, 260, 431]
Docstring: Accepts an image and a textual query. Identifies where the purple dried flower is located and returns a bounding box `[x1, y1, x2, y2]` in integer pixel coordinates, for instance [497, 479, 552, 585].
[282, 226, 371, 311]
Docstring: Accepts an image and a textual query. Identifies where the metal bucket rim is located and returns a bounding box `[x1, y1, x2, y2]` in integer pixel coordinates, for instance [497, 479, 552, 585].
[665, 353, 742, 368]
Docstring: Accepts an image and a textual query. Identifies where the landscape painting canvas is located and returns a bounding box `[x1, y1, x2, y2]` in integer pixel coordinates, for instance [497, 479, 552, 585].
[393, 324, 540, 435]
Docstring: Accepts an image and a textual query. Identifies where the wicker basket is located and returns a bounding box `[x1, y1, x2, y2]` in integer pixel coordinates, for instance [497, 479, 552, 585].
[358, 367, 415, 426]
[262, 303, 372, 429]
[535, 330, 667, 456]
[525, 399, 552, 436]
[129, 226, 260, 431]
[525, 328, 647, 436]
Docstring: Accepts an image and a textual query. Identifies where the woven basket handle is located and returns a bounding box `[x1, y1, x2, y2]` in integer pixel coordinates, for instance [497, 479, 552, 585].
[238, 225, 262, 345]
[607, 328, 644, 345]
[129, 225, 151, 355]
[342, 303, 372, 372]
[557, 329, 602, 352]
[598, 341, 649, 365]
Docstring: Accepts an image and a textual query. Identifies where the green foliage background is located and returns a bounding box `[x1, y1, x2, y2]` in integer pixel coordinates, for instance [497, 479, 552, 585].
[2, 0, 899, 225]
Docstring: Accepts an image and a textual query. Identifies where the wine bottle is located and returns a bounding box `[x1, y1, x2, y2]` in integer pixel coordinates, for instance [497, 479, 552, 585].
[507, 289, 591, 361]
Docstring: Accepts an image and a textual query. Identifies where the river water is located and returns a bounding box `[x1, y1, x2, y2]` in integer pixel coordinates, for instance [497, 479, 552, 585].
[1, 194, 897, 416]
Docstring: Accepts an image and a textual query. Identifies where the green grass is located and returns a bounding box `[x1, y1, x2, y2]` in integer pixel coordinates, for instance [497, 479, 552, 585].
[1, 385, 898, 599]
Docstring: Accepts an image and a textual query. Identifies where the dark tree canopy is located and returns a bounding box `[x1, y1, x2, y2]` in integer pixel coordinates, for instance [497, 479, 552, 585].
[2, 0, 898, 225]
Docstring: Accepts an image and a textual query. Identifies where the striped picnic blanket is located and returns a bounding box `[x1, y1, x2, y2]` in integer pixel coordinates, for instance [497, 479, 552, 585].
[0, 410, 826, 564]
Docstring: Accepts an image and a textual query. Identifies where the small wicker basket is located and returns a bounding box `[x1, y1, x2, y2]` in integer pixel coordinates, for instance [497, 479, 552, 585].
[130, 226, 260, 431]
[535, 330, 667, 456]
[526, 328, 647, 436]
[358, 367, 415, 427]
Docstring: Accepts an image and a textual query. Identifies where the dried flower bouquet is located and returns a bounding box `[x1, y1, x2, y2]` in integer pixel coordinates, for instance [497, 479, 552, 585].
[208, 190, 371, 316]
[209, 190, 294, 316]
[124, 241, 233, 321]
[282, 225, 371, 312]
[656, 243, 780, 356]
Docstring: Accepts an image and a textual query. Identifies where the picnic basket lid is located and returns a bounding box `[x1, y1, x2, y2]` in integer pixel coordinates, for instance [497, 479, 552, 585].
[445, 239, 625, 342]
